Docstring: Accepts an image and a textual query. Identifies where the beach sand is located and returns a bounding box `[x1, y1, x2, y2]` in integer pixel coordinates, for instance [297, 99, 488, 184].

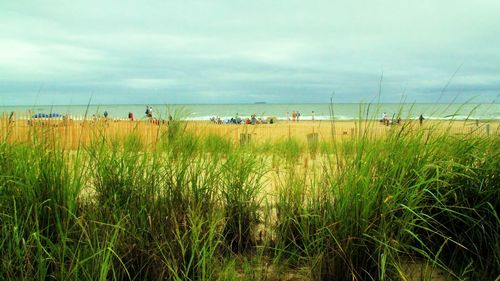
[1, 115, 497, 149]
[184, 119, 497, 143]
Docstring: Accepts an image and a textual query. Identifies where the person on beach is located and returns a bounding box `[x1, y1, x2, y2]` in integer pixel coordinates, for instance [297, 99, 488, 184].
[382, 112, 389, 126]
[251, 114, 257, 125]
[103, 111, 108, 118]
[312, 110, 315, 121]
[419, 114, 424, 125]
[128, 112, 134, 121]
[292, 111, 297, 122]
[148, 106, 153, 118]
[297, 111, 301, 122]
[144, 106, 151, 118]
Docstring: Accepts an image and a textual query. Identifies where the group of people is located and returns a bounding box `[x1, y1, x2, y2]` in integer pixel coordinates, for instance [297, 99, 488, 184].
[31, 112, 63, 118]
[380, 112, 402, 126]
[289, 111, 301, 121]
[381, 112, 425, 126]
[245, 114, 274, 125]
[127, 106, 154, 121]
[210, 113, 276, 125]
[209, 115, 243, 124]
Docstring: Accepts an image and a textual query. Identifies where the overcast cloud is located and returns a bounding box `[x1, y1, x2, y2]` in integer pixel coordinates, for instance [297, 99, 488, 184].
[1, 0, 500, 105]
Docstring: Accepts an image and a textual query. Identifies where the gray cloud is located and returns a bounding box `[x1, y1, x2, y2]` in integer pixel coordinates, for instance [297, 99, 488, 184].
[1, 0, 500, 105]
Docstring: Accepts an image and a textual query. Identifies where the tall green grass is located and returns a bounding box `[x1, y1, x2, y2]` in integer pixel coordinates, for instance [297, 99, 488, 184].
[272, 123, 499, 280]
[0, 115, 498, 280]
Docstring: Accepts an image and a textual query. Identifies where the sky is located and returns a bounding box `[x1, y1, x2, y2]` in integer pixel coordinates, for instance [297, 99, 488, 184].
[1, 0, 500, 105]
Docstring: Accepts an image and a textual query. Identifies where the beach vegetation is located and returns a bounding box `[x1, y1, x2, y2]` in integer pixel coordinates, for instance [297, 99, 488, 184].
[0, 111, 498, 280]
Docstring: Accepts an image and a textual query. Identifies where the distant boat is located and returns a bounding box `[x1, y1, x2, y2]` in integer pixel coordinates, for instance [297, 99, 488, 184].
[254, 102, 266, 104]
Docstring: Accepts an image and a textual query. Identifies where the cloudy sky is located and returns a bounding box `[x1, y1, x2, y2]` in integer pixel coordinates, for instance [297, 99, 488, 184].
[1, 0, 499, 105]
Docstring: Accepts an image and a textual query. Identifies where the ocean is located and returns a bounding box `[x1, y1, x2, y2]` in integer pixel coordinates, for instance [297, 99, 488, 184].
[0, 103, 499, 121]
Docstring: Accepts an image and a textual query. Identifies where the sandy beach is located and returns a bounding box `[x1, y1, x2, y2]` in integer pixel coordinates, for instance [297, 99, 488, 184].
[1, 114, 498, 149]
[184, 119, 498, 142]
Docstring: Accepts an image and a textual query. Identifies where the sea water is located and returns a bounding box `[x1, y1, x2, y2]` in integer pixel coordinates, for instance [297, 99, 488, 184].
[0, 103, 498, 121]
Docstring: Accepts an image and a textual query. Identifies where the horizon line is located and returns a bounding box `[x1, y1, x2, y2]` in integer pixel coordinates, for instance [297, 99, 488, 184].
[1, 101, 498, 107]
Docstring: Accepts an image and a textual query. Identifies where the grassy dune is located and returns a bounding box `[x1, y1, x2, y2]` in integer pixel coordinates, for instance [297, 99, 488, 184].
[0, 118, 499, 280]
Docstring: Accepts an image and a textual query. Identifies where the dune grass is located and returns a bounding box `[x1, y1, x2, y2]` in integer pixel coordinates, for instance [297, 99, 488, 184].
[0, 116, 498, 280]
